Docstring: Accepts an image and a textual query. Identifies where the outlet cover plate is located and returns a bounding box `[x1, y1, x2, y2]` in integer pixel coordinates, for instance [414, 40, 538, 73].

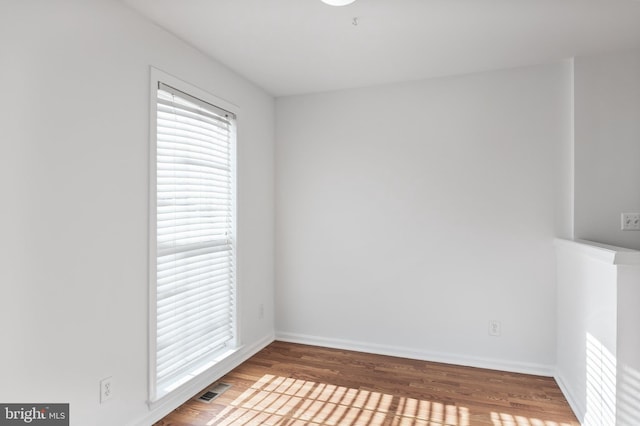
[489, 320, 501, 337]
[621, 213, 640, 231]
[100, 377, 114, 403]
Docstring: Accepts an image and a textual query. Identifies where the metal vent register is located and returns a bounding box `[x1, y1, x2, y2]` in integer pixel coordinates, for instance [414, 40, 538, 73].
[196, 382, 231, 403]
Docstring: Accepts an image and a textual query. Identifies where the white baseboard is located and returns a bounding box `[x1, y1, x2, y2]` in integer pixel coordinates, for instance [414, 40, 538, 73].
[275, 331, 555, 377]
[133, 333, 275, 426]
[554, 371, 585, 424]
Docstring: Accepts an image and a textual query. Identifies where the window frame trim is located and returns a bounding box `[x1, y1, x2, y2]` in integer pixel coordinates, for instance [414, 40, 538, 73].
[148, 67, 239, 405]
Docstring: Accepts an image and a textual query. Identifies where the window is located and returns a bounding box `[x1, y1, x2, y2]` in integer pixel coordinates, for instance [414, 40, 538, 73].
[149, 70, 237, 401]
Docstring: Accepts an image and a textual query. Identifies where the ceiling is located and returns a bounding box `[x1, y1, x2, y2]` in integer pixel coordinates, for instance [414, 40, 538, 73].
[122, 0, 640, 97]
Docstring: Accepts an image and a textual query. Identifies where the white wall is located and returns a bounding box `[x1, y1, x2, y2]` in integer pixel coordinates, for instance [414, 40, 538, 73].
[574, 49, 640, 250]
[616, 264, 640, 426]
[555, 240, 619, 424]
[0, 1, 275, 425]
[275, 62, 573, 373]
[555, 239, 640, 426]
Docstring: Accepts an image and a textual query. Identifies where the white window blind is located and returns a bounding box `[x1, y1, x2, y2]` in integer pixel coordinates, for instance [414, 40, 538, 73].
[154, 82, 236, 396]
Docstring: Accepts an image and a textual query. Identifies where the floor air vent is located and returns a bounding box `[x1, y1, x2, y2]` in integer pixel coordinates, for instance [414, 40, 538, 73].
[196, 382, 231, 403]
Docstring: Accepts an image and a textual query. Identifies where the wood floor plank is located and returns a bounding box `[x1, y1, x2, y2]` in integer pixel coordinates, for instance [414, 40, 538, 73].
[154, 341, 580, 426]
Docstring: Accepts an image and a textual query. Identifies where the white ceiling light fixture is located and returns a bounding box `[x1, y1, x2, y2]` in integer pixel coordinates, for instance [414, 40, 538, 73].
[321, 0, 356, 6]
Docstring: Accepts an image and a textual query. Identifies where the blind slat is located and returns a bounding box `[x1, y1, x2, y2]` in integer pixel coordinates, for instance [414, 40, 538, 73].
[157, 247, 233, 273]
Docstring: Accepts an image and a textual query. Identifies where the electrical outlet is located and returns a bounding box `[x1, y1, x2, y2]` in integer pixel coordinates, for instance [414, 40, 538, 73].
[489, 320, 501, 337]
[100, 377, 114, 403]
[621, 213, 640, 231]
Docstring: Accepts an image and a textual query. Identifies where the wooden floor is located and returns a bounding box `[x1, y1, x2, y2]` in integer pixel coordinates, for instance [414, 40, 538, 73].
[154, 341, 580, 426]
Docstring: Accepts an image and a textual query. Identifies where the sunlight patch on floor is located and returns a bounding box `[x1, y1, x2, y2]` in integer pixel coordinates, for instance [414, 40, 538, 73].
[206, 374, 469, 425]
[204, 373, 577, 426]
